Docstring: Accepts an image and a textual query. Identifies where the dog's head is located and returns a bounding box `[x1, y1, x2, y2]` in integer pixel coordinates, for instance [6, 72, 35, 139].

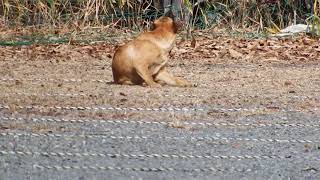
[150, 11, 183, 33]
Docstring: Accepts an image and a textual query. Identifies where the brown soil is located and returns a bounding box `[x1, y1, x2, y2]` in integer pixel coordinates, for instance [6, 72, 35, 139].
[0, 34, 319, 123]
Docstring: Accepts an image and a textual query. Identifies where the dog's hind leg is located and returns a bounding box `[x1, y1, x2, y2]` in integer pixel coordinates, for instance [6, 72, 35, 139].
[135, 65, 161, 87]
[114, 75, 135, 85]
[155, 68, 191, 87]
[120, 80, 134, 85]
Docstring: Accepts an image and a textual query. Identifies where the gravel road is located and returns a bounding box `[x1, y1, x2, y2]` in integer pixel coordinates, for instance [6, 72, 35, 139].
[0, 110, 319, 180]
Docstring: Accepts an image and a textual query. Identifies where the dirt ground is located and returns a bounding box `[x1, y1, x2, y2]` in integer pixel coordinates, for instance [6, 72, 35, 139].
[0, 34, 320, 122]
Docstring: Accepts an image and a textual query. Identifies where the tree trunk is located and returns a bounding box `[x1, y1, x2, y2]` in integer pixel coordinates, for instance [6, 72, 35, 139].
[153, 0, 162, 10]
[163, 0, 191, 24]
[163, 0, 172, 13]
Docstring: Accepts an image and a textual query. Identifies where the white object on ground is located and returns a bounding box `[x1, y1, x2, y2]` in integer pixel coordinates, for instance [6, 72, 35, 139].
[280, 24, 309, 33]
[273, 24, 314, 37]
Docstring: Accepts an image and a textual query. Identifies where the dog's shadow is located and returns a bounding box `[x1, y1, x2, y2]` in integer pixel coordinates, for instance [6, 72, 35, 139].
[105, 81, 137, 87]
[106, 81, 198, 88]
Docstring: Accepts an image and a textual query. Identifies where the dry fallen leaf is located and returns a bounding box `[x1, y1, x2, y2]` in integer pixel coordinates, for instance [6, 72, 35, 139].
[229, 49, 243, 59]
[176, 48, 188, 54]
[191, 34, 196, 48]
[247, 42, 259, 50]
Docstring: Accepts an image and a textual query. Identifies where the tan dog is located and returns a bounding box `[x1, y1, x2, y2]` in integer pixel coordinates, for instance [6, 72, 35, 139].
[112, 15, 191, 87]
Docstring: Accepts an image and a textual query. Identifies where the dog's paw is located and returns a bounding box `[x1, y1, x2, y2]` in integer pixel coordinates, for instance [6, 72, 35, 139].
[149, 83, 162, 88]
[191, 83, 198, 87]
[181, 82, 198, 88]
[176, 79, 193, 87]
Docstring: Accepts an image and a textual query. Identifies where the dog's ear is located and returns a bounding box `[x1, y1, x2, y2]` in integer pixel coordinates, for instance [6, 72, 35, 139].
[173, 20, 183, 33]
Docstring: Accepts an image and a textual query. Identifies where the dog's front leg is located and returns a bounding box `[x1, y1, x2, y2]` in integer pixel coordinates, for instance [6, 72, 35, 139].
[155, 68, 191, 87]
[135, 65, 161, 87]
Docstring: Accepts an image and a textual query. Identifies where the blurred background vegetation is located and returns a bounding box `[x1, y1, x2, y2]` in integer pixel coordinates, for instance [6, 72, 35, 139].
[0, 0, 319, 34]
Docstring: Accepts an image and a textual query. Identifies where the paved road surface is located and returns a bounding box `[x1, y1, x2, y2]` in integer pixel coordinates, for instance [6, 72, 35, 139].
[0, 111, 319, 179]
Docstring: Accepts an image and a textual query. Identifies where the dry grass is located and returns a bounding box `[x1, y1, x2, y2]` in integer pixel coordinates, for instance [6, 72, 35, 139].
[0, 0, 319, 32]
